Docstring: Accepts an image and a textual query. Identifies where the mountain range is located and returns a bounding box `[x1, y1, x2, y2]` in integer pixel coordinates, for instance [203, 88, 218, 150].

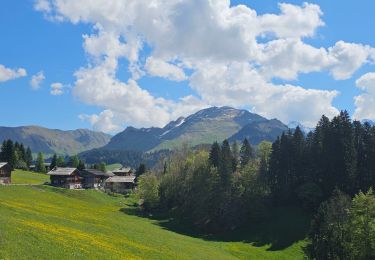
[102, 106, 288, 152]
[0, 126, 111, 155]
[0, 107, 289, 156]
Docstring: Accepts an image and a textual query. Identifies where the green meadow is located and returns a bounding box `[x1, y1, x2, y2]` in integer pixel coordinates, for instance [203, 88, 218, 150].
[11, 169, 50, 185]
[0, 171, 308, 259]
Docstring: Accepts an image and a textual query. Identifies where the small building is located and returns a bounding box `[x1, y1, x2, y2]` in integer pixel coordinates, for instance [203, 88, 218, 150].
[112, 166, 134, 176]
[104, 175, 136, 194]
[47, 167, 82, 189]
[81, 169, 114, 189]
[0, 162, 12, 184]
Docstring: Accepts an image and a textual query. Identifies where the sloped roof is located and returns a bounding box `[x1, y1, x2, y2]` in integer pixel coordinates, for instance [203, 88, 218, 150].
[83, 169, 114, 177]
[105, 176, 136, 183]
[112, 167, 133, 173]
[47, 167, 78, 176]
[0, 162, 8, 169]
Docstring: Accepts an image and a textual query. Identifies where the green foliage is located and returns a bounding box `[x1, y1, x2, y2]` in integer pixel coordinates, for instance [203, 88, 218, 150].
[35, 152, 46, 173]
[306, 189, 375, 259]
[305, 190, 352, 259]
[135, 163, 146, 177]
[0, 139, 33, 170]
[56, 156, 65, 167]
[68, 155, 80, 168]
[349, 189, 375, 259]
[138, 174, 160, 210]
[240, 138, 253, 167]
[50, 154, 57, 170]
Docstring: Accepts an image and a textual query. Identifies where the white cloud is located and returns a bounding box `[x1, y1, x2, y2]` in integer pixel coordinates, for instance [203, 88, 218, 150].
[34, 0, 375, 131]
[259, 3, 324, 39]
[30, 71, 45, 90]
[0, 64, 27, 82]
[79, 110, 121, 133]
[328, 41, 375, 80]
[353, 73, 375, 120]
[50, 82, 64, 95]
[145, 57, 187, 81]
[190, 61, 339, 127]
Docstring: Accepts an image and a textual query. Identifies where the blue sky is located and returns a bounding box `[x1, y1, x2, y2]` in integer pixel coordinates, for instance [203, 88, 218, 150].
[1, 0, 375, 132]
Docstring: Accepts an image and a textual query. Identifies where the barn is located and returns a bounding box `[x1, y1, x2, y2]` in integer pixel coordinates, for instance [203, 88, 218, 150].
[81, 169, 114, 189]
[112, 166, 134, 176]
[47, 167, 82, 189]
[0, 162, 12, 184]
[104, 175, 136, 194]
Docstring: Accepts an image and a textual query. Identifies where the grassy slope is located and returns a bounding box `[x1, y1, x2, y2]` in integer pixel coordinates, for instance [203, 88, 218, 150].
[0, 181, 308, 259]
[106, 163, 123, 171]
[11, 169, 50, 185]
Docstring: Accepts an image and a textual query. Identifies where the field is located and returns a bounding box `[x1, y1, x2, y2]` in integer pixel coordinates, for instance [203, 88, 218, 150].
[0, 171, 309, 259]
[11, 169, 49, 185]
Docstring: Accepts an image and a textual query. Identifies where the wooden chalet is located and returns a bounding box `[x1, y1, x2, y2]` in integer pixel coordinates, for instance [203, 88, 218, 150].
[81, 169, 114, 189]
[104, 175, 136, 194]
[112, 166, 134, 176]
[47, 167, 82, 189]
[0, 162, 12, 184]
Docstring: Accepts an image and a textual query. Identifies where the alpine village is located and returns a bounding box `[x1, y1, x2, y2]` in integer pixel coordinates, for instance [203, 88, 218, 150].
[2, 1, 375, 259]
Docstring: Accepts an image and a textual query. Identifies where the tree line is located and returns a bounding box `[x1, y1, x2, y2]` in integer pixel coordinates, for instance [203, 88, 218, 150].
[137, 111, 375, 259]
[0, 139, 33, 170]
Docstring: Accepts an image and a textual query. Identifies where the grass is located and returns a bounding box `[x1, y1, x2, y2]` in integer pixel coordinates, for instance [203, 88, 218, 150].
[11, 169, 50, 185]
[0, 172, 309, 259]
[106, 163, 123, 171]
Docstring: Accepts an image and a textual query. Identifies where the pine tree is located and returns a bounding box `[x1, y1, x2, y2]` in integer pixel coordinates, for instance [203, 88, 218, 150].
[209, 142, 221, 167]
[77, 160, 85, 170]
[56, 156, 65, 167]
[231, 141, 239, 171]
[240, 138, 253, 168]
[136, 163, 146, 177]
[35, 152, 46, 173]
[25, 147, 33, 167]
[220, 140, 234, 185]
[50, 154, 57, 170]
[68, 155, 80, 168]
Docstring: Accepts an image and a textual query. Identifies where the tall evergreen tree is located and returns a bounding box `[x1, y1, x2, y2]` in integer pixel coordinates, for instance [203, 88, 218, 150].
[25, 147, 33, 167]
[35, 152, 46, 173]
[209, 141, 221, 168]
[240, 138, 253, 168]
[50, 154, 57, 170]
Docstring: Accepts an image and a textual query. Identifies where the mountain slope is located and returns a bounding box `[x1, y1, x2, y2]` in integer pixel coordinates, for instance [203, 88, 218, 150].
[103, 106, 286, 152]
[229, 119, 288, 144]
[0, 126, 111, 155]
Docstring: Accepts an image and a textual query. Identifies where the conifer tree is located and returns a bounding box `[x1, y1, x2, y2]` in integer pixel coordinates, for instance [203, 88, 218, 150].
[208, 141, 221, 167]
[240, 138, 253, 168]
[50, 154, 57, 170]
[25, 147, 33, 167]
[35, 152, 46, 173]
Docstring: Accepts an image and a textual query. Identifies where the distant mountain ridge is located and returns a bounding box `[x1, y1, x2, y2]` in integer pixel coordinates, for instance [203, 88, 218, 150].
[0, 125, 111, 155]
[102, 106, 288, 152]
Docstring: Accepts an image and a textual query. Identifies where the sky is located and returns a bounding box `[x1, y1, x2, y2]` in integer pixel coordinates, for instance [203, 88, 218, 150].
[1, 0, 375, 133]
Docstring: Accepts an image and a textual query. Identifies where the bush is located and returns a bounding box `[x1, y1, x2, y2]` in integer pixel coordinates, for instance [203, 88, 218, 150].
[137, 174, 160, 210]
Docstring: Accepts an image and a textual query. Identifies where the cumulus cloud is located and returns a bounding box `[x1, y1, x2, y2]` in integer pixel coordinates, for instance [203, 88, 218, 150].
[34, 0, 375, 131]
[0, 64, 27, 82]
[353, 73, 375, 120]
[79, 110, 121, 133]
[30, 71, 45, 90]
[145, 57, 187, 81]
[50, 82, 65, 95]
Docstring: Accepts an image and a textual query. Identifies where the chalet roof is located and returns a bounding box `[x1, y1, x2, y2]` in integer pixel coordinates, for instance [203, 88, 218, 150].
[0, 162, 8, 169]
[47, 167, 78, 176]
[83, 169, 114, 177]
[112, 167, 133, 173]
[105, 176, 136, 183]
